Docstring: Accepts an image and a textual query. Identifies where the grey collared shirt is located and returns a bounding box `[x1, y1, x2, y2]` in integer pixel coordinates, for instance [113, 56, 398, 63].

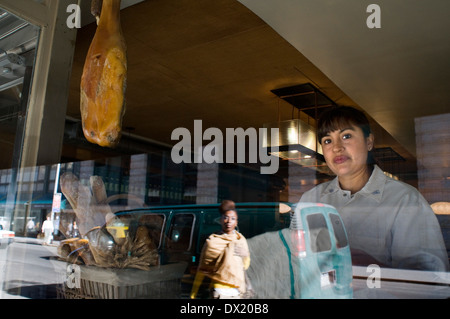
[299, 165, 449, 271]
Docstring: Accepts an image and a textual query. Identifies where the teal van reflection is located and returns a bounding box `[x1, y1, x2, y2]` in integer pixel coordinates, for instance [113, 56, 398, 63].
[247, 202, 353, 299]
[62, 202, 352, 299]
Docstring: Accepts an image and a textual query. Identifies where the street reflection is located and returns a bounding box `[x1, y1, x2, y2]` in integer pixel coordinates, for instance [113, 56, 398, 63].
[0, 238, 64, 299]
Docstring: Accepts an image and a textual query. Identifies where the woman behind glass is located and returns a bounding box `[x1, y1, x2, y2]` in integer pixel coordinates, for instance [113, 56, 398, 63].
[299, 106, 448, 271]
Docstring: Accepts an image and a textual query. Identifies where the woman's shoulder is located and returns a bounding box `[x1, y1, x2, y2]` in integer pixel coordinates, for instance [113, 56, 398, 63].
[381, 173, 431, 207]
[383, 173, 421, 196]
[367, 165, 420, 197]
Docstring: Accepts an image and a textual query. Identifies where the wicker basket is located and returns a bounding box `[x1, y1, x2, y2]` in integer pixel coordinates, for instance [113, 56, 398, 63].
[58, 262, 187, 299]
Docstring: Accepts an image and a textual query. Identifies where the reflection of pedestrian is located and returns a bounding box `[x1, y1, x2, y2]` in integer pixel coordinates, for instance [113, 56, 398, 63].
[66, 221, 72, 237]
[190, 200, 250, 299]
[27, 219, 35, 230]
[67, 221, 79, 238]
[41, 216, 54, 245]
[26, 219, 35, 235]
[72, 221, 79, 238]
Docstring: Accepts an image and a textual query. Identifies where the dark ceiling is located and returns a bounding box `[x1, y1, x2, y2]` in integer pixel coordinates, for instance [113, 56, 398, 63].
[65, 0, 420, 175]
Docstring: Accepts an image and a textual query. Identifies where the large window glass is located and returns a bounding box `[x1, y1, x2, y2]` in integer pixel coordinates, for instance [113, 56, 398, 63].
[0, 1, 448, 301]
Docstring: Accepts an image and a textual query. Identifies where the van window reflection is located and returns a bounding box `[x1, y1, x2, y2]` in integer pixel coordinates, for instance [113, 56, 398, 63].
[167, 214, 194, 251]
[307, 214, 331, 252]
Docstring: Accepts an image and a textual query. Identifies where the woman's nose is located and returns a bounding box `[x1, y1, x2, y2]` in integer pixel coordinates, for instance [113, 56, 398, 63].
[333, 140, 344, 152]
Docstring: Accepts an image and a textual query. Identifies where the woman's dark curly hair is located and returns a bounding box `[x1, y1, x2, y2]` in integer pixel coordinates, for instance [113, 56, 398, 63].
[218, 200, 236, 215]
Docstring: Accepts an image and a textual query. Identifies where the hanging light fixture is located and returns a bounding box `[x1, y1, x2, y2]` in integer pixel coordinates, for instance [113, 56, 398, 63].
[263, 83, 335, 175]
[263, 118, 330, 174]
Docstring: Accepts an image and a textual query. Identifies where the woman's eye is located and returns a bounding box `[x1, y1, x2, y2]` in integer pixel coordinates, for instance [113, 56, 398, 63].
[342, 133, 352, 140]
[322, 138, 331, 145]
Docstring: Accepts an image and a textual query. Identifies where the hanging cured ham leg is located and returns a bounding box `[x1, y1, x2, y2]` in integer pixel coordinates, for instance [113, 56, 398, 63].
[80, 0, 127, 148]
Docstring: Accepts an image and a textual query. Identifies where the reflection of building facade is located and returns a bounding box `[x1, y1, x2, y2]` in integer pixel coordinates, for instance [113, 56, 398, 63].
[0, 165, 58, 235]
[415, 113, 450, 204]
[0, 150, 286, 236]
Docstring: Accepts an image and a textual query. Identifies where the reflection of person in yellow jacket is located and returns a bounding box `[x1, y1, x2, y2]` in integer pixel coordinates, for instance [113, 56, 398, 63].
[190, 200, 250, 299]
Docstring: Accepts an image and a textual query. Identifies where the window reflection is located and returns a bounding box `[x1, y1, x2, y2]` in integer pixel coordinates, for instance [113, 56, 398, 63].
[0, 3, 448, 301]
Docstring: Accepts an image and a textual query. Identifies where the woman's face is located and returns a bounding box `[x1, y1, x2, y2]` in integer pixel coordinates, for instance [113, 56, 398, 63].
[320, 125, 374, 179]
[221, 210, 238, 235]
